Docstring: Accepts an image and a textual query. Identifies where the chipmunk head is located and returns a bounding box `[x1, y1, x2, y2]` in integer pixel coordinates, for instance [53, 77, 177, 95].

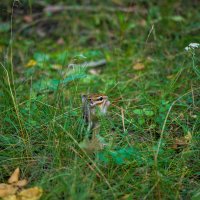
[82, 94, 110, 115]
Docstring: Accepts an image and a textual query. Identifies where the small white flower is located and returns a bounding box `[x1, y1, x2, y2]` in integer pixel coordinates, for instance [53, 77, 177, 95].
[185, 43, 200, 51]
[189, 43, 200, 48]
[185, 47, 189, 51]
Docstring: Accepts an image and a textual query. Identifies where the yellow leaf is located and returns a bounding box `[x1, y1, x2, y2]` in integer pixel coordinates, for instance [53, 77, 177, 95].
[171, 137, 189, 150]
[167, 74, 175, 79]
[133, 62, 145, 70]
[0, 45, 4, 53]
[0, 184, 18, 198]
[2, 195, 17, 200]
[17, 187, 43, 200]
[121, 193, 132, 200]
[13, 179, 28, 187]
[185, 132, 192, 142]
[51, 64, 62, 70]
[8, 168, 20, 184]
[26, 59, 37, 68]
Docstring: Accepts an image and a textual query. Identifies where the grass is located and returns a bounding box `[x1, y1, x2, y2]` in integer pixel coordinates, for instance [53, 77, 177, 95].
[0, 0, 200, 199]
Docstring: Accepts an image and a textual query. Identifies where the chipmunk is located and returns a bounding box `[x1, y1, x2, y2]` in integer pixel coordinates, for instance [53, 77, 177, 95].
[82, 94, 110, 138]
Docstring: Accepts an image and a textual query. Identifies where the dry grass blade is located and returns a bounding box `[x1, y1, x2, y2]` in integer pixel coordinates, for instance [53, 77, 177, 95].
[43, 5, 139, 13]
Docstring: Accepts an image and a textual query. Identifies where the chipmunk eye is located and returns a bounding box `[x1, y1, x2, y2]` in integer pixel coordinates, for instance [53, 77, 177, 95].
[97, 96, 103, 101]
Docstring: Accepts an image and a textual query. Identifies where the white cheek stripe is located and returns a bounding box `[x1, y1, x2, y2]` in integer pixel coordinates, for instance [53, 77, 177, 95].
[89, 99, 110, 113]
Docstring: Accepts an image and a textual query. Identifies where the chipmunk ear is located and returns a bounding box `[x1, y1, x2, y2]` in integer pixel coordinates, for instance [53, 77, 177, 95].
[81, 95, 87, 103]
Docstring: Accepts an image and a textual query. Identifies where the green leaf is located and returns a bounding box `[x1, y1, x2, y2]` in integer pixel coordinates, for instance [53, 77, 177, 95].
[170, 15, 184, 22]
[34, 52, 50, 63]
[0, 22, 10, 32]
[97, 152, 109, 164]
[133, 109, 143, 115]
[138, 118, 145, 125]
[143, 109, 154, 116]
[83, 50, 103, 58]
[115, 157, 124, 165]
[33, 74, 87, 91]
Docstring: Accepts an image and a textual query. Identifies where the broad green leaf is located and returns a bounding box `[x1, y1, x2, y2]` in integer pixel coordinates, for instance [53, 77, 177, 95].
[133, 109, 143, 115]
[143, 109, 154, 116]
[138, 118, 145, 125]
[170, 15, 184, 22]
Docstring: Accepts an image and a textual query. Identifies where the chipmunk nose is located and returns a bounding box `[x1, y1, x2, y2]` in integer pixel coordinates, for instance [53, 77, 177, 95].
[106, 100, 110, 106]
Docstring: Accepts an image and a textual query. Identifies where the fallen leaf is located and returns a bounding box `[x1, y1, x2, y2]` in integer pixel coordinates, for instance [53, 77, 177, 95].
[17, 187, 43, 200]
[184, 132, 192, 142]
[89, 69, 101, 75]
[2, 195, 17, 200]
[56, 38, 65, 45]
[121, 193, 132, 200]
[0, 184, 18, 198]
[133, 62, 145, 70]
[167, 74, 175, 79]
[51, 64, 62, 70]
[171, 137, 189, 150]
[26, 59, 37, 68]
[175, 138, 187, 145]
[138, 19, 146, 27]
[8, 168, 20, 184]
[0, 168, 42, 200]
[13, 179, 28, 187]
[23, 15, 33, 23]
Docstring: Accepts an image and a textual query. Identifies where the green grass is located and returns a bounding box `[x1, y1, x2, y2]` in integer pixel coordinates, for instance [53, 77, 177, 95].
[0, 1, 200, 199]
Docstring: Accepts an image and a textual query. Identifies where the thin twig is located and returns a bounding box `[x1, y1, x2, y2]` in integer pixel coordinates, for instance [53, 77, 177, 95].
[68, 59, 106, 68]
[121, 108, 126, 132]
[44, 5, 139, 14]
